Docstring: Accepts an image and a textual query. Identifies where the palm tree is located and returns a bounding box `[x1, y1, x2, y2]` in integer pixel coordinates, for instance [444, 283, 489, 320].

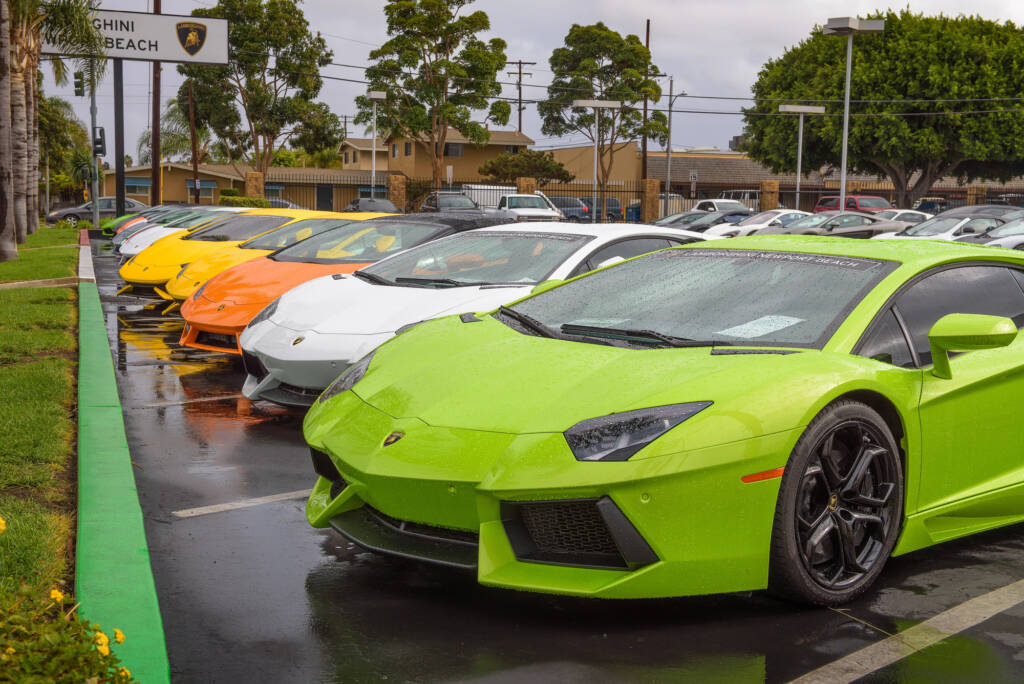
[0, 0, 16, 261]
[9, 0, 103, 241]
[137, 98, 213, 166]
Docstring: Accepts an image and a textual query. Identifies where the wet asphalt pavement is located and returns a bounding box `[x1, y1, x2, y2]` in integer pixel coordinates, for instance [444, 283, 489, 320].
[90, 239, 1024, 683]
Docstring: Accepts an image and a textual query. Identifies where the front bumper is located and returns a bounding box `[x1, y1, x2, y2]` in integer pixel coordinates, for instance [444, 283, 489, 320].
[239, 322, 390, 407]
[119, 261, 179, 287]
[304, 391, 798, 599]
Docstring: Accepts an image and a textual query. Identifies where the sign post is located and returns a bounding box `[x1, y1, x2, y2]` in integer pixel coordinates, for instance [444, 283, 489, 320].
[42, 9, 228, 213]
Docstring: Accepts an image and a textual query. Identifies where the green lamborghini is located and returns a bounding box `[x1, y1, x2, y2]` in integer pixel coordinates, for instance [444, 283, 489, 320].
[303, 235, 1024, 605]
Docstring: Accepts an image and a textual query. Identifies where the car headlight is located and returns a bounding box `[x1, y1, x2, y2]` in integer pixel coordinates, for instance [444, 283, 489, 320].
[247, 297, 280, 329]
[318, 350, 376, 403]
[564, 402, 712, 462]
[721, 230, 740, 238]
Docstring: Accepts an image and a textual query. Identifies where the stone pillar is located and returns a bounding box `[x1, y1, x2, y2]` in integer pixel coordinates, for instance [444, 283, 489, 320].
[516, 177, 537, 196]
[245, 171, 265, 199]
[388, 174, 406, 212]
[759, 180, 779, 211]
[641, 178, 660, 224]
[967, 186, 987, 206]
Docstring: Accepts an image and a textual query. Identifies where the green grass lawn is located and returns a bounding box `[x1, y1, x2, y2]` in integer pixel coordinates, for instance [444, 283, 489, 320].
[0, 227, 80, 284]
[22, 226, 79, 248]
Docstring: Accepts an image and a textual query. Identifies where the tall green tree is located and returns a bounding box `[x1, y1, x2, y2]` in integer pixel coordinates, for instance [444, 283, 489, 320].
[743, 10, 1024, 207]
[478, 149, 574, 186]
[538, 23, 666, 195]
[0, 0, 15, 261]
[177, 0, 341, 181]
[9, 0, 102, 242]
[359, 0, 511, 188]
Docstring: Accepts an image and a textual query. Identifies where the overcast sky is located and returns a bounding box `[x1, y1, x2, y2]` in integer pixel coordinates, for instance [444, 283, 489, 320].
[44, 0, 1024, 163]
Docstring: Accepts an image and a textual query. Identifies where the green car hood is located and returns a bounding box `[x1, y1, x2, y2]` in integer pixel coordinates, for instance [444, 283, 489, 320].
[352, 315, 858, 446]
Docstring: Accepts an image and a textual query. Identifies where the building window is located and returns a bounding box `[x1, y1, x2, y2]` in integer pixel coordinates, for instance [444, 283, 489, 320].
[352, 150, 358, 163]
[443, 142, 464, 158]
[124, 178, 151, 196]
[404, 141, 412, 156]
[265, 184, 284, 200]
[505, 145, 520, 154]
[392, 143, 398, 158]
[344, 151, 349, 164]
[185, 179, 215, 199]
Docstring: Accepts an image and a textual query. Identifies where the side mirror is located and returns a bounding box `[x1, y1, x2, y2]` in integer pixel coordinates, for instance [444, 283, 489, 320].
[928, 313, 1017, 378]
[769, 219, 782, 226]
[530, 279, 563, 294]
[596, 256, 626, 269]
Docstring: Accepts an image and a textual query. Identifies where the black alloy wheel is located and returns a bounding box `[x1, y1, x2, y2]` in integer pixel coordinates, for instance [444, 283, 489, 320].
[66, 214, 79, 226]
[769, 400, 903, 605]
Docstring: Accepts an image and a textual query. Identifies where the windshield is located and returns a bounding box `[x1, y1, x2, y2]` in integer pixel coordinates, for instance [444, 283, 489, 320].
[736, 211, 781, 226]
[437, 195, 477, 209]
[903, 216, 963, 236]
[876, 210, 897, 220]
[272, 220, 440, 263]
[687, 212, 730, 230]
[509, 248, 897, 348]
[171, 212, 227, 229]
[787, 214, 834, 229]
[716, 200, 748, 211]
[654, 212, 701, 226]
[985, 218, 1024, 238]
[364, 231, 592, 286]
[507, 196, 548, 209]
[185, 215, 292, 242]
[242, 218, 348, 250]
[857, 197, 891, 209]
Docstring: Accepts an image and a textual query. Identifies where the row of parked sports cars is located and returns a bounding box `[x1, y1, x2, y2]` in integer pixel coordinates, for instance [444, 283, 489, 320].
[107, 201, 1024, 606]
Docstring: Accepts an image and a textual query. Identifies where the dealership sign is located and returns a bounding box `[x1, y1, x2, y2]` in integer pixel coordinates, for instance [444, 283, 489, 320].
[42, 10, 228, 64]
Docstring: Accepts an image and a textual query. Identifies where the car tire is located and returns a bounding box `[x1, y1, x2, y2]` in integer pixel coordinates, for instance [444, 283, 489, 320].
[768, 399, 903, 606]
[66, 214, 79, 226]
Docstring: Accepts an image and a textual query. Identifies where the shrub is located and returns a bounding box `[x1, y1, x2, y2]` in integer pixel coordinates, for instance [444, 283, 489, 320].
[218, 196, 269, 208]
[0, 579, 132, 683]
[52, 220, 76, 231]
[219, 187, 240, 197]
[76, 220, 94, 230]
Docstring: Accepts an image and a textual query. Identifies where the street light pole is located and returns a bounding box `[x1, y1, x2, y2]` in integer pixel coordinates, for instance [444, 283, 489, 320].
[824, 17, 884, 211]
[779, 104, 825, 210]
[572, 99, 621, 223]
[367, 91, 386, 200]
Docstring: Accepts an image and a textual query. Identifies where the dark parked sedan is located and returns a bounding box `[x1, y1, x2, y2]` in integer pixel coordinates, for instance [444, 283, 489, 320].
[757, 210, 907, 238]
[548, 195, 590, 221]
[46, 197, 148, 225]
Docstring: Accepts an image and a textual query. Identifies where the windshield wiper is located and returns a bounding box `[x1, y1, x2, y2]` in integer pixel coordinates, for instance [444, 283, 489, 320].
[559, 323, 731, 348]
[394, 276, 476, 288]
[352, 270, 394, 286]
[497, 306, 557, 339]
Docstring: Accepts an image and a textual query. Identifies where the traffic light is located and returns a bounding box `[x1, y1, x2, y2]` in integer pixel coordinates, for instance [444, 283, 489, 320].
[73, 71, 85, 97]
[92, 127, 106, 157]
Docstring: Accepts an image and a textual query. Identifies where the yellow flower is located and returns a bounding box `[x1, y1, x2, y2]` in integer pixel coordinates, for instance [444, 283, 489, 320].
[5, 647, 15, 655]
[119, 667, 131, 679]
[0, 516, 6, 533]
[95, 630, 110, 656]
[113, 628, 125, 644]
[49, 589, 65, 604]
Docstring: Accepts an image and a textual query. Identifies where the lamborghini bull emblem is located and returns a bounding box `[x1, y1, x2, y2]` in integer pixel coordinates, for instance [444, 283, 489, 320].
[383, 432, 404, 447]
[176, 22, 207, 56]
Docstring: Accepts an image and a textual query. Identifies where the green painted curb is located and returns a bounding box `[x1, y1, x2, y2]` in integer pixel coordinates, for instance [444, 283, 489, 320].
[76, 281, 170, 683]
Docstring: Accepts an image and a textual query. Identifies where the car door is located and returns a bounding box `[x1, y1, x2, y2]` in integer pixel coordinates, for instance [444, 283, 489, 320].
[567, 236, 691, 277]
[896, 265, 1024, 512]
[826, 215, 875, 238]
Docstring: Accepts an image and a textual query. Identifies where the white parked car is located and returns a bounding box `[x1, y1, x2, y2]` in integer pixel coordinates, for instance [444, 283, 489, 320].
[873, 214, 1004, 242]
[703, 209, 810, 237]
[117, 207, 247, 258]
[874, 209, 933, 224]
[693, 198, 751, 213]
[239, 223, 713, 406]
[496, 194, 563, 221]
[955, 217, 1024, 250]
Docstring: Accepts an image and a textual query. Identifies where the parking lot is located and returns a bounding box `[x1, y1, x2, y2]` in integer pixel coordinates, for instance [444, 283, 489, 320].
[91, 240, 1024, 683]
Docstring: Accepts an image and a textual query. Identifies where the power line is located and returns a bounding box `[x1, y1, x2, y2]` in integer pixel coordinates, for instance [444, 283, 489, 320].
[506, 59, 535, 132]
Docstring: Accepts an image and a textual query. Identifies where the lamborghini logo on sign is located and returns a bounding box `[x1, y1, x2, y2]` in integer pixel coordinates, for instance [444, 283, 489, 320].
[383, 432, 404, 447]
[176, 22, 207, 56]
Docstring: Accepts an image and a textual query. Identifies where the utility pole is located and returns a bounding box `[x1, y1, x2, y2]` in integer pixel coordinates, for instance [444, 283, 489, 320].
[506, 60, 536, 133]
[150, 0, 161, 206]
[341, 114, 348, 139]
[641, 20, 650, 181]
[188, 81, 200, 204]
[89, 65, 99, 227]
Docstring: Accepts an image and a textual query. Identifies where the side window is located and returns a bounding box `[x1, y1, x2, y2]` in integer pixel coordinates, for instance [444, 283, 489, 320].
[859, 309, 914, 367]
[961, 218, 999, 234]
[696, 201, 712, 211]
[100, 199, 114, 210]
[498, 197, 506, 209]
[904, 213, 924, 224]
[895, 266, 1024, 366]
[846, 198, 858, 209]
[578, 238, 675, 274]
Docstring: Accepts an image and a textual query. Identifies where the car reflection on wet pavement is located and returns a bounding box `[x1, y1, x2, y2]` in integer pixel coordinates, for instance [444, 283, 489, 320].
[90, 241, 1024, 683]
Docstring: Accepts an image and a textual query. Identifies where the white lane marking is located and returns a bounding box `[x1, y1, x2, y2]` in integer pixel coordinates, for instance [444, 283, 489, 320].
[791, 578, 1024, 683]
[142, 394, 243, 408]
[172, 489, 313, 518]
